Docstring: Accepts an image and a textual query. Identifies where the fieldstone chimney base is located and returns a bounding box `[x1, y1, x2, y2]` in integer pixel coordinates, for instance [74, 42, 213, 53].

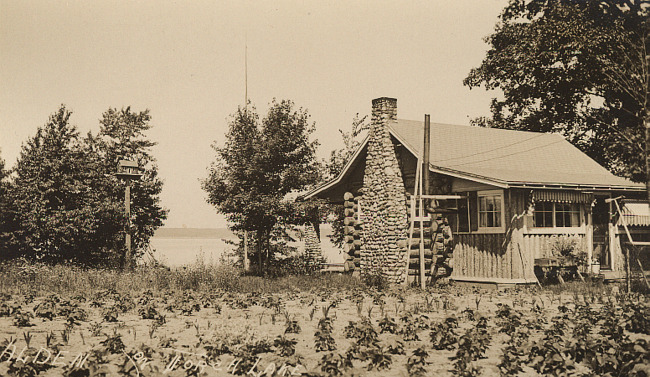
[359, 98, 409, 284]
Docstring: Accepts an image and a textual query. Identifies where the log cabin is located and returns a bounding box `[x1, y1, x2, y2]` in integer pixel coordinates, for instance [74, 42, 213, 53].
[301, 97, 647, 287]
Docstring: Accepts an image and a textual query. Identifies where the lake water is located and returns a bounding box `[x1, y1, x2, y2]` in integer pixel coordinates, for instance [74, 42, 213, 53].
[149, 226, 345, 267]
[149, 237, 236, 266]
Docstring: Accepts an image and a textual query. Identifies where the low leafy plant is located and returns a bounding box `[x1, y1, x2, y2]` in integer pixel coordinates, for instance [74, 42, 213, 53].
[406, 347, 429, 377]
[621, 300, 650, 335]
[319, 352, 351, 376]
[379, 316, 397, 334]
[274, 335, 297, 357]
[365, 346, 392, 371]
[12, 310, 34, 327]
[0, 302, 13, 317]
[527, 339, 574, 376]
[498, 344, 524, 376]
[102, 306, 119, 322]
[354, 319, 378, 347]
[101, 331, 126, 354]
[138, 304, 159, 320]
[385, 341, 405, 355]
[430, 317, 458, 350]
[6, 349, 53, 377]
[315, 328, 337, 352]
[33, 300, 56, 320]
[399, 315, 420, 341]
[452, 324, 490, 377]
[284, 315, 301, 334]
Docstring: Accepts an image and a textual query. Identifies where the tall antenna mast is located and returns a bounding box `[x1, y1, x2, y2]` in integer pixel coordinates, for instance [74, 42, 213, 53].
[244, 34, 248, 110]
[243, 33, 250, 273]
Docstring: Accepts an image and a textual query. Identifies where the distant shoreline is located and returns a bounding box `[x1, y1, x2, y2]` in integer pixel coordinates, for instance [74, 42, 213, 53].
[153, 228, 237, 239]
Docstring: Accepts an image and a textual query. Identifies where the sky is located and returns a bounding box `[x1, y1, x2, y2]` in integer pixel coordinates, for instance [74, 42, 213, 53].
[0, 0, 507, 229]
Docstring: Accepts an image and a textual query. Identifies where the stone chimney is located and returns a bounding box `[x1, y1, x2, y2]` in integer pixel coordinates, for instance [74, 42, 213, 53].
[371, 97, 397, 125]
[359, 97, 409, 284]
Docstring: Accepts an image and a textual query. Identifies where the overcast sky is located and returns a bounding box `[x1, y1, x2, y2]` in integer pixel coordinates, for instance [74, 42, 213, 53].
[1, 0, 507, 229]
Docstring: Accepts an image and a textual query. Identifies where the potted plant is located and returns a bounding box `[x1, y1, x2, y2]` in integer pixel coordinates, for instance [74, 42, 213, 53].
[590, 258, 600, 275]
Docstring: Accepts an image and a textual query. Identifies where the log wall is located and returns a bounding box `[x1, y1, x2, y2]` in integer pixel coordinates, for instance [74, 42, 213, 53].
[451, 189, 537, 281]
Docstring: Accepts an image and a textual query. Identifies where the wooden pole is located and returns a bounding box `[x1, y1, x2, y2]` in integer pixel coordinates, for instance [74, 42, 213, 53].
[423, 115, 431, 201]
[610, 198, 632, 292]
[418, 159, 426, 289]
[645, 114, 649, 203]
[243, 230, 250, 272]
[257, 231, 263, 275]
[124, 182, 132, 271]
[419, 195, 426, 289]
[403, 164, 420, 286]
[420, 114, 431, 289]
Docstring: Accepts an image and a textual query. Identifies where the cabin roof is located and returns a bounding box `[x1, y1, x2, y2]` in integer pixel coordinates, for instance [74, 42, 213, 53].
[390, 119, 641, 190]
[301, 119, 643, 200]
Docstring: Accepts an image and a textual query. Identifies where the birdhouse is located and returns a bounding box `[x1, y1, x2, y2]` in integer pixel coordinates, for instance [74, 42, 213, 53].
[116, 160, 142, 180]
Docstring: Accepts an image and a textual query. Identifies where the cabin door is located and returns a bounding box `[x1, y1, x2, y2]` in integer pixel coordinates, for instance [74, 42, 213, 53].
[592, 197, 610, 270]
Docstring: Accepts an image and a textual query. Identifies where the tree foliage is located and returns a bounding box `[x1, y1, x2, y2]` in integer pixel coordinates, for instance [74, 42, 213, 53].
[324, 114, 369, 181]
[88, 107, 168, 266]
[322, 114, 369, 249]
[1, 105, 167, 266]
[0, 150, 12, 257]
[465, 0, 649, 183]
[202, 100, 320, 274]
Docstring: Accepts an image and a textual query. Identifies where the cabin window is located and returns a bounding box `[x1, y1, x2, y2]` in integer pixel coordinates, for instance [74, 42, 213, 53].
[457, 198, 470, 232]
[477, 190, 504, 232]
[534, 202, 553, 227]
[449, 197, 470, 233]
[533, 202, 581, 228]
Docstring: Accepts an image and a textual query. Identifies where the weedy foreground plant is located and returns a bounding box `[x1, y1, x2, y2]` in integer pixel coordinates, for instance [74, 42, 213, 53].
[0, 261, 648, 376]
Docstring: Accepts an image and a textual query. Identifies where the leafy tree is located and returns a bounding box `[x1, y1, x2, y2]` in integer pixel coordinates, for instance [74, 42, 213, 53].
[87, 107, 168, 268]
[2, 106, 166, 267]
[322, 114, 369, 248]
[202, 100, 320, 274]
[0, 150, 12, 258]
[324, 114, 369, 181]
[464, 0, 649, 198]
[5, 106, 121, 264]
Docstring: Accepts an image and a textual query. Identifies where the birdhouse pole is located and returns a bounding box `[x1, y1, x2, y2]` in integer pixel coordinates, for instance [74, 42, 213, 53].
[125, 182, 132, 270]
[116, 160, 142, 271]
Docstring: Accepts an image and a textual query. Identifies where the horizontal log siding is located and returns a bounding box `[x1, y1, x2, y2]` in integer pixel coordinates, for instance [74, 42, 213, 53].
[452, 189, 535, 281]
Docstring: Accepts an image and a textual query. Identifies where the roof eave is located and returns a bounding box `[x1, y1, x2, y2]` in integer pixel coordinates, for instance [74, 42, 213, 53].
[298, 135, 370, 201]
[507, 182, 645, 192]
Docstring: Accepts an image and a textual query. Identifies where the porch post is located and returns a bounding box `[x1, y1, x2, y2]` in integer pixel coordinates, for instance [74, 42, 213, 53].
[585, 204, 593, 272]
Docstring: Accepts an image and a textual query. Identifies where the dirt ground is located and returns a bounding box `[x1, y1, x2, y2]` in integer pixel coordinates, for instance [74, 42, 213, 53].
[0, 282, 648, 376]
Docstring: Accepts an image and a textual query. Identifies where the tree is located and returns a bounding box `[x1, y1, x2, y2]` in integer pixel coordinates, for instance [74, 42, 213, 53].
[2, 106, 166, 267]
[5, 106, 121, 264]
[323, 114, 369, 181]
[202, 100, 320, 274]
[464, 0, 649, 199]
[87, 107, 168, 268]
[0, 149, 12, 258]
[323, 114, 369, 248]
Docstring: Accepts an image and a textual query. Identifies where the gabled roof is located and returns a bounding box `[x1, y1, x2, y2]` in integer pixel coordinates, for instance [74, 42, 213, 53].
[301, 119, 643, 201]
[300, 136, 369, 201]
[390, 119, 642, 190]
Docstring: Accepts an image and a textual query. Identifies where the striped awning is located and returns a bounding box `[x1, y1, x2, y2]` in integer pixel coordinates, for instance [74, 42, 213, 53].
[531, 190, 593, 203]
[618, 202, 650, 227]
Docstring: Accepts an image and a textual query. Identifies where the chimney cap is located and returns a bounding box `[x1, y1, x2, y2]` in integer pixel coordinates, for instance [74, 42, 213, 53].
[372, 97, 397, 106]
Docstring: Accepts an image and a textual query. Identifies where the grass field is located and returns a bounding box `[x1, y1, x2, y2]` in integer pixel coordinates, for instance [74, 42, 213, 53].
[0, 261, 648, 376]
